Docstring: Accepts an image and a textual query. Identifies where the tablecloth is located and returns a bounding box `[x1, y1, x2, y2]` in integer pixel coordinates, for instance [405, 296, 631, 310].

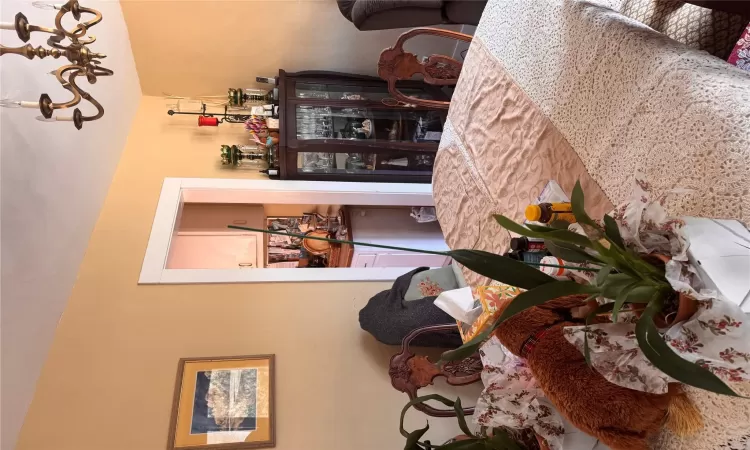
[431, 0, 750, 447]
[433, 0, 750, 287]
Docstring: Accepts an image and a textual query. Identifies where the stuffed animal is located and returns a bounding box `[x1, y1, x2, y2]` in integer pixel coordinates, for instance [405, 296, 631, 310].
[492, 295, 701, 450]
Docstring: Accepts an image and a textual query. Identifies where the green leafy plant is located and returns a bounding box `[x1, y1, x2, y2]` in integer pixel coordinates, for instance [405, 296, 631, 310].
[227, 184, 739, 396]
[401, 394, 528, 450]
[440, 181, 740, 397]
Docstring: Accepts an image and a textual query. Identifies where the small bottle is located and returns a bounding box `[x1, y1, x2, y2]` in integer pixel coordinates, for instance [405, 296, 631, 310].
[511, 237, 547, 253]
[503, 251, 521, 260]
[260, 168, 280, 179]
[525, 202, 576, 224]
[539, 256, 572, 279]
[520, 251, 546, 265]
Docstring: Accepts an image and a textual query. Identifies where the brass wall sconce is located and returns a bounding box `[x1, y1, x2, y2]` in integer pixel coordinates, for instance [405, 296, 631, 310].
[0, 0, 112, 129]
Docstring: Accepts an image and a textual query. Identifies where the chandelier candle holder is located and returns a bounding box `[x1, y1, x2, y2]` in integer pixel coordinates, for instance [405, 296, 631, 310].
[167, 103, 253, 127]
[0, 0, 112, 130]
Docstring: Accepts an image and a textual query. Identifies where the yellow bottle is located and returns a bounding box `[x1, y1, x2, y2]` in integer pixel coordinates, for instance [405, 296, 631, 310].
[525, 202, 576, 224]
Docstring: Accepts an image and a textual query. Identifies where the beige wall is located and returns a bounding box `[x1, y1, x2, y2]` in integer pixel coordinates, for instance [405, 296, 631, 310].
[16, 95, 477, 450]
[121, 0, 460, 96]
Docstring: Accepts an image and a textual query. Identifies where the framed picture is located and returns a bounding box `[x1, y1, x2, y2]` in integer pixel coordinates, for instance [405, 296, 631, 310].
[265, 217, 305, 266]
[167, 355, 275, 450]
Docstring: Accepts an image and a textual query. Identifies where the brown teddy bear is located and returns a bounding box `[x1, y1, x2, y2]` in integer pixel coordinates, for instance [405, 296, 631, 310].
[492, 295, 700, 450]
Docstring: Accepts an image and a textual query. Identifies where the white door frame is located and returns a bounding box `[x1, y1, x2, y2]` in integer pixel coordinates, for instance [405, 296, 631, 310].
[139, 178, 437, 284]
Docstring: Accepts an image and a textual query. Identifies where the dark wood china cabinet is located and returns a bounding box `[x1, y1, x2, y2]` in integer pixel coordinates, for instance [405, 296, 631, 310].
[278, 70, 449, 183]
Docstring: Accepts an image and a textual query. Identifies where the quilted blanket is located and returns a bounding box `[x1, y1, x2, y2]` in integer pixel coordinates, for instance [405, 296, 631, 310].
[434, 0, 750, 287]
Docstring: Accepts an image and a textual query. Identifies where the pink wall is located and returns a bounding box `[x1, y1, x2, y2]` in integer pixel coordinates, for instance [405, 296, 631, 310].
[179, 203, 265, 232]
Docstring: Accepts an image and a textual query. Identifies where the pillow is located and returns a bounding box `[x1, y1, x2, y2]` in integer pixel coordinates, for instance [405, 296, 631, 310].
[728, 22, 750, 71]
[450, 261, 468, 288]
[404, 266, 459, 301]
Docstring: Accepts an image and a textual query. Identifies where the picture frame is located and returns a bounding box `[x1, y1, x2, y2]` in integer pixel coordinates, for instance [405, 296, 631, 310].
[265, 216, 305, 266]
[167, 355, 275, 450]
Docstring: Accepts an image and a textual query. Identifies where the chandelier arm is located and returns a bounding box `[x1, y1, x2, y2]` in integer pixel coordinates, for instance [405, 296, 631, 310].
[54, 0, 102, 40]
[47, 65, 85, 111]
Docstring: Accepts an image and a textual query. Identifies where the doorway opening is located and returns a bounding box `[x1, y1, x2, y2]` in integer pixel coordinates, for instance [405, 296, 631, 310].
[139, 178, 450, 284]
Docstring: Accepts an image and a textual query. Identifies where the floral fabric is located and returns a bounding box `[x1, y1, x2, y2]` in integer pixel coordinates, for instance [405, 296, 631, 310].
[563, 173, 750, 393]
[417, 278, 444, 297]
[665, 299, 750, 383]
[563, 323, 675, 394]
[475, 336, 566, 450]
[728, 23, 750, 72]
[610, 173, 690, 262]
[460, 285, 522, 343]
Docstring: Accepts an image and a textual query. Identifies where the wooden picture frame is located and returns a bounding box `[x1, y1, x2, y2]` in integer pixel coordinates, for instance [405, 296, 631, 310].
[167, 355, 276, 450]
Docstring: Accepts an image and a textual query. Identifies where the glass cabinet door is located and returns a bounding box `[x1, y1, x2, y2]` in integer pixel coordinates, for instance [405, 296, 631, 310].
[295, 105, 444, 143]
[296, 151, 435, 176]
[295, 83, 432, 103]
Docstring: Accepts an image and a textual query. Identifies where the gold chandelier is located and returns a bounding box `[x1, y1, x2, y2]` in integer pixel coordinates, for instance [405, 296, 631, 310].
[0, 0, 112, 129]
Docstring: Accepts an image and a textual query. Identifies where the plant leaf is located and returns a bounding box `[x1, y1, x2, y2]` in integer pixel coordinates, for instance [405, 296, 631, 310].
[595, 265, 613, 286]
[453, 397, 473, 437]
[571, 181, 600, 228]
[518, 221, 570, 233]
[629, 249, 669, 281]
[583, 302, 616, 366]
[404, 423, 430, 450]
[593, 241, 640, 278]
[603, 215, 625, 249]
[494, 215, 594, 248]
[627, 286, 661, 303]
[546, 240, 602, 264]
[612, 282, 647, 322]
[497, 281, 599, 323]
[485, 429, 524, 450]
[599, 273, 637, 298]
[636, 300, 741, 397]
[541, 230, 596, 249]
[549, 219, 572, 230]
[526, 223, 559, 233]
[448, 249, 556, 290]
[400, 394, 454, 439]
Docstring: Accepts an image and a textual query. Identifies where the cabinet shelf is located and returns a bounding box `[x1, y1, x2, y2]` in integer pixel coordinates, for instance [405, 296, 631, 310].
[278, 70, 448, 183]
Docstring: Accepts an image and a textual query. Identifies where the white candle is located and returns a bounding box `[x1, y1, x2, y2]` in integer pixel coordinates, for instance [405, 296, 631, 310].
[36, 115, 73, 122]
[0, 100, 39, 108]
[32, 1, 62, 10]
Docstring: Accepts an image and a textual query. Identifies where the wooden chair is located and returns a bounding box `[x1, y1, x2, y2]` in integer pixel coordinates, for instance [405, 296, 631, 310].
[378, 28, 473, 109]
[388, 324, 482, 417]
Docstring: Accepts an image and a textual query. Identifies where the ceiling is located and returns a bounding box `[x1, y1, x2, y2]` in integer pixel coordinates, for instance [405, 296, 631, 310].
[0, 1, 141, 449]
